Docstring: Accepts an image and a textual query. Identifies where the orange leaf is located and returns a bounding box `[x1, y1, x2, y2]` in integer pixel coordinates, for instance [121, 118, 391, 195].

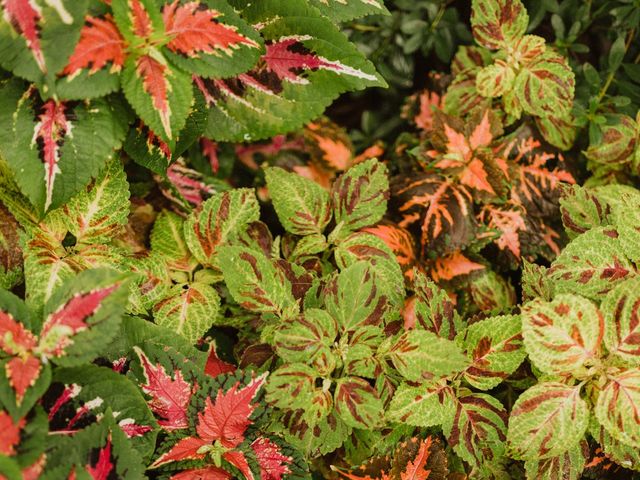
[431, 251, 484, 282]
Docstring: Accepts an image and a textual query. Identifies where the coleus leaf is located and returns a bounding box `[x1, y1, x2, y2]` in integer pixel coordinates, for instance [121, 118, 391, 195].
[153, 282, 221, 344]
[265, 364, 328, 416]
[429, 250, 485, 283]
[548, 227, 637, 300]
[594, 368, 640, 449]
[218, 245, 295, 315]
[507, 382, 589, 460]
[386, 381, 455, 428]
[0, 203, 23, 289]
[330, 158, 389, 238]
[443, 46, 492, 116]
[589, 417, 640, 472]
[0, 79, 131, 212]
[308, 0, 389, 22]
[250, 437, 293, 480]
[388, 330, 469, 382]
[150, 210, 194, 273]
[201, 0, 384, 142]
[0, 0, 88, 87]
[524, 441, 589, 480]
[559, 184, 611, 239]
[584, 113, 639, 175]
[0, 410, 24, 455]
[522, 294, 604, 376]
[334, 377, 383, 430]
[458, 314, 525, 390]
[276, 409, 351, 457]
[183, 189, 260, 269]
[470, 0, 528, 50]
[362, 222, 417, 280]
[601, 277, 640, 366]
[265, 166, 332, 235]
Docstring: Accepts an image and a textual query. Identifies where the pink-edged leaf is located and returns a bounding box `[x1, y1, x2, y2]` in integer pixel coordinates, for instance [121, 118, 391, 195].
[205, 341, 236, 378]
[48, 383, 81, 420]
[136, 55, 172, 139]
[201, 138, 219, 174]
[251, 437, 292, 480]
[39, 284, 120, 357]
[63, 15, 126, 76]
[134, 347, 192, 431]
[1, 0, 45, 71]
[0, 410, 25, 455]
[163, 0, 258, 56]
[33, 100, 71, 211]
[6, 354, 41, 404]
[118, 419, 154, 438]
[196, 374, 267, 448]
[223, 450, 254, 480]
[0, 309, 37, 354]
[264, 37, 377, 85]
[166, 162, 215, 207]
[86, 435, 114, 480]
[171, 467, 231, 480]
[151, 436, 208, 467]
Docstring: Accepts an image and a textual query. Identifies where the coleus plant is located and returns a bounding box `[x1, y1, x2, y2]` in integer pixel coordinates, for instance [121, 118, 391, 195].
[0, 0, 387, 214]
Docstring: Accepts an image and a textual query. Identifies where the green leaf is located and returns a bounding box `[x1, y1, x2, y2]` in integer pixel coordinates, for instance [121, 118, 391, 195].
[388, 330, 469, 382]
[590, 418, 640, 472]
[334, 376, 383, 429]
[548, 227, 637, 300]
[343, 326, 384, 378]
[513, 51, 575, 118]
[153, 282, 220, 344]
[559, 184, 611, 239]
[594, 368, 640, 448]
[522, 295, 604, 376]
[410, 270, 462, 340]
[508, 382, 589, 460]
[601, 277, 640, 366]
[524, 441, 588, 480]
[521, 260, 552, 302]
[476, 61, 515, 97]
[459, 314, 525, 390]
[150, 210, 194, 273]
[183, 189, 260, 268]
[0, 80, 130, 213]
[535, 113, 577, 150]
[277, 410, 351, 457]
[324, 262, 391, 331]
[471, 0, 528, 50]
[265, 364, 323, 412]
[334, 232, 405, 309]
[265, 167, 332, 235]
[585, 115, 639, 174]
[218, 245, 295, 314]
[386, 381, 455, 427]
[61, 158, 130, 245]
[308, 0, 389, 22]
[444, 392, 508, 467]
[330, 158, 389, 236]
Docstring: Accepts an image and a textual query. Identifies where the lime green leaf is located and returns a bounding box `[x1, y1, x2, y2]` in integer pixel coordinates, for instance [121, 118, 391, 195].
[471, 0, 528, 50]
[183, 188, 260, 268]
[590, 418, 640, 472]
[265, 364, 323, 412]
[522, 295, 604, 376]
[388, 330, 469, 382]
[476, 61, 515, 97]
[585, 114, 639, 174]
[274, 308, 337, 367]
[508, 382, 589, 460]
[386, 381, 455, 427]
[601, 277, 640, 366]
[150, 211, 194, 273]
[459, 314, 525, 390]
[153, 282, 220, 344]
[594, 368, 640, 448]
[410, 270, 462, 339]
[277, 410, 350, 457]
[218, 245, 295, 314]
[524, 441, 588, 480]
[559, 184, 611, 239]
[331, 158, 389, 236]
[334, 376, 383, 429]
[265, 167, 332, 235]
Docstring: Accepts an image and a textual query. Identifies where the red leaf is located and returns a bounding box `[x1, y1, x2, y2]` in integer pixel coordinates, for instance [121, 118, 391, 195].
[163, 0, 257, 56]
[22, 454, 46, 480]
[401, 437, 435, 480]
[1, 0, 45, 71]
[0, 310, 37, 354]
[136, 55, 172, 139]
[200, 138, 219, 174]
[195, 374, 266, 448]
[0, 411, 25, 455]
[171, 467, 231, 480]
[204, 342, 236, 378]
[130, 0, 154, 37]
[86, 435, 114, 480]
[6, 354, 41, 404]
[264, 37, 376, 84]
[431, 251, 485, 282]
[63, 15, 126, 76]
[166, 162, 215, 207]
[135, 347, 192, 431]
[223, 450, 254, 480]
[39, 284, 119, 357]
[413, 90, 442, 131]
[48, 383, 81, 420]
[33, 100, 70, 210]
[152, 436, 208, 467]
[251, 437, 292, 480]
[118, 419, 154, 437]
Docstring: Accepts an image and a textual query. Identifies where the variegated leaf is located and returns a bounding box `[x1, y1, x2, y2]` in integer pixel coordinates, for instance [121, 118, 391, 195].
[470, 0, 528, 49]
[0, 203, 23, 289]
[524, 441, 588, 480]
[183, 188, 259, 268]
[508, 382, 589, 460]
[308, 0, 389, 22]
[594, 368, 640, 448]
[408, 270, 461, 339]
[276, 409, 350, 458]
[334, 376, 383, 429]
[589, 417, 640, 472]
[459, 314, 525, 390]
[218, 245, 295, 315]
[386, 381, 455, 428]
[265, 364, 323, 413]
[559, 184, 611, 239]
[330, 158, 389, 237]
[150, 210, 194, 273]
[522, 295, 604, 376]
[548, 227, 637, 300]
[265, 167, 332, 235]
[585, 114, 639, 174]
[601, 277, 640, 366]
[153, 282, 220, 344]
[388, 330, 469, 382]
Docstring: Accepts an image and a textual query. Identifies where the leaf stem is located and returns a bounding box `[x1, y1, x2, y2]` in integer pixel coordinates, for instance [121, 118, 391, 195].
[596, 28, 636, 104]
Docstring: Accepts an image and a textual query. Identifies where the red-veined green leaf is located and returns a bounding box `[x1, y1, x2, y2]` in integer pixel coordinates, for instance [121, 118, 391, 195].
[334, 377, 383, 429]
[594, 368, 640, 449]
[470, 0, 528, 49]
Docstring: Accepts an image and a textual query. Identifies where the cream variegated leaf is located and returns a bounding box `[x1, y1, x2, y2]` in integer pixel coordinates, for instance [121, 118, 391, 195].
[601, 277, 640, 366]
[524, 441, 588, 480]
[594, 368, 640, 449]
[386, 381, 455, 428]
